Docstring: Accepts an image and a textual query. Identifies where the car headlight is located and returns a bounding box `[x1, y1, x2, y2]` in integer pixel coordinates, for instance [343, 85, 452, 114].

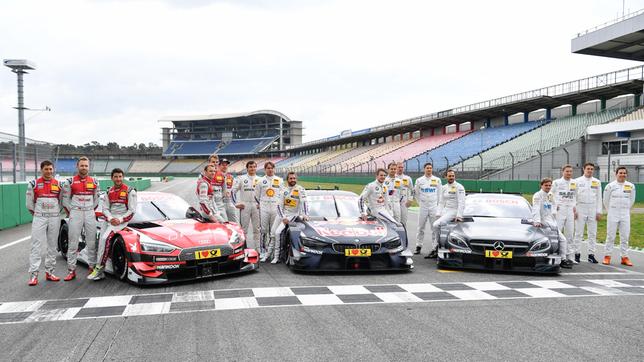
[139, 234, 178, 253]
[528, 237, 551, 253]
[301, 237, 327, 248]
[229, 231, 244, 247]
[382, 237, 402, 249]
[447, 233, 470, 250]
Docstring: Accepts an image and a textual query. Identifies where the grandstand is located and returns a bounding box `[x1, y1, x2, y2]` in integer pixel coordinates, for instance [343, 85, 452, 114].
[372, 131, 470, 168]
[129, 160, 169, 174]
[404, 121, 542, 172]
[160, 110, 302, 157]
[161, 159, 204, 174]
[457, 108, 629, 174]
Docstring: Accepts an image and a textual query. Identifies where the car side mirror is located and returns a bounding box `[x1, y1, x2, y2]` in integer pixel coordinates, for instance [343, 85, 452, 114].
[186, 207, 202, 221]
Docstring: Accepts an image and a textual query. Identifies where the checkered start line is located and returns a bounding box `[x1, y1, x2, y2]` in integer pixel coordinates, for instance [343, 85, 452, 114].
[1, 279, 643, 325]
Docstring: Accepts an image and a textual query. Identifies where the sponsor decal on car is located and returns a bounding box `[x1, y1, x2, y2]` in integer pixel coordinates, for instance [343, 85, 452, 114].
[195, 249, 222, 260]
[156, 264, 180, 270]
[312, 226, 386, 238]
[154, 256, 179, 262]
[485, 250, 513, 259]
[344, 248, 371, 257]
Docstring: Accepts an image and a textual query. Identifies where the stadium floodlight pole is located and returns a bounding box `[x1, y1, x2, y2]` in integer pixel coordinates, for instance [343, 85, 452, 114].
[4, 59, 36, 182]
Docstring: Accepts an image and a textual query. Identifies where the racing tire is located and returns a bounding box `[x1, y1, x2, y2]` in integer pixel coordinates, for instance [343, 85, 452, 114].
[58, 223, 69, 259]
[111, 237, 129, 281]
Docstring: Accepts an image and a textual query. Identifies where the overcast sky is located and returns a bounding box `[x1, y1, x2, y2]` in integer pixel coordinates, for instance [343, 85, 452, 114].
[1, 0, 643, 146]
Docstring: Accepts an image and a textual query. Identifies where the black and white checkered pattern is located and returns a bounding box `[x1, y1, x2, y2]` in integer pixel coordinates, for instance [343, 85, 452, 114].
[1, 279, 643, 325]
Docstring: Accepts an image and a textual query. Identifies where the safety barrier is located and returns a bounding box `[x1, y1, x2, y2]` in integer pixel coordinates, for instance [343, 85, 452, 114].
[0, 178, 151, 230]
[298, 176, 644, 202]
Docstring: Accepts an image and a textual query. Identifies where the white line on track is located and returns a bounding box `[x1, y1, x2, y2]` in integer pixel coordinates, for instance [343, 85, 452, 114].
[0, 236, 30, 251]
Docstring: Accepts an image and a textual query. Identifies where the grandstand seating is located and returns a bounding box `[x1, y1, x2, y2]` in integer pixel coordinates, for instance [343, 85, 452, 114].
[129, 160, 170, 173]
[456, 108, 629, 172]
[218, 137, 276, 155]
[161, 159, 204, 173]
[290, 148, 356, 172]
[372, 132, 470, 166]
[611, 106, 644, 122]
[405, 121, 541, 172]
[346, 138, 418, 171]
[54, 159, 77, 174]
[275, 154, 320, 172]
[91, 160, 108, 174]
[106, 160, 133, 173]
[163, 140, 220, 156]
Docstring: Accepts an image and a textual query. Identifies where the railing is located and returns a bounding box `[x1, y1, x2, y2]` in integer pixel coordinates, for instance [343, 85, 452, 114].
[575, 8, 644, 37]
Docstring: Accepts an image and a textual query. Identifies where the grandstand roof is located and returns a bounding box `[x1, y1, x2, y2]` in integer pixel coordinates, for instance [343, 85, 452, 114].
[159, 110, 293, 123]
[288, 65, 644, 152]
[572, 9, 644, 61]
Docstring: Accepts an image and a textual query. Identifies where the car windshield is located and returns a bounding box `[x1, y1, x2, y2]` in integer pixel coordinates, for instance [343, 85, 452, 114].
[463, 195, 532, 219]
[130, 195, 192, 223]
[307, 194, 361, 218]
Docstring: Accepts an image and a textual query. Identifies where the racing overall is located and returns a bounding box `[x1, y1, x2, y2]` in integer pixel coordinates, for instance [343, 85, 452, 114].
[232, 174, 260, 250]
[255, 175, 284, 259]
[552, 177, 576, 260]
[414, 175, 442, 249]
[604, 181, 636, 257]
[62, 175, 100, 270]
[96, 184, 137, 269]
[432, 181, 465, 245]
[212, 171, 228, 222]
[197, 174, 226, 223]
[384, 175, 403, 222]
[358, 180, 397, 224]
[222, 173, 238, 223]
[26, 177, 63, 276]
[532, 190, 567, 259]
[573, 176, 602, 256]
[397, 173, 414, 226]
[273, 184, 309, 262]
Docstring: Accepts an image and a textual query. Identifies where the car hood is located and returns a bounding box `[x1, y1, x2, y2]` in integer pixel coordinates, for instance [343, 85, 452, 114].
[452, 217, 545, 242]
[134, 219, 236, 249]
[302, 217, 395, 243]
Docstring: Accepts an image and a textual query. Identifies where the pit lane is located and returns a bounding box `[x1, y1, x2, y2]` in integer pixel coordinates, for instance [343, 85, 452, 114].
[0, 178, 642, 361]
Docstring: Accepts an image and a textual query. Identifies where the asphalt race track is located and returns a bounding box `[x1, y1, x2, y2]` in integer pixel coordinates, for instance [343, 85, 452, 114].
[1, 178, 642, 361]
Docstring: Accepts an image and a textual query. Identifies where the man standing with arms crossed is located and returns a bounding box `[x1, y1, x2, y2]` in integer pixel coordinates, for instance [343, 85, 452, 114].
[233, 161, 261, 251]
[272, 172, 309, 264]
[255, 162, 283, 262]
[359, 168, 397, 224]
[88, 168, 137, 281]
[603, 166, 636, 266]
[532, 178, 573, 269]
[62, 157, 100, 281]
[26, 160, 63, 286]
[552, 165, 577, 264]
[396, 162, 414, 227]
[428, 169, 465, 259]
[414, 162, 442, 256]
[219, 158, 238, 223]
[384, 162, 403, 222]
[573, 163, 602, 264]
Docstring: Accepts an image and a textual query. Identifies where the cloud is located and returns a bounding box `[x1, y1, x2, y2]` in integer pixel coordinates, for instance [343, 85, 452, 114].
[0, 0, 641, 146]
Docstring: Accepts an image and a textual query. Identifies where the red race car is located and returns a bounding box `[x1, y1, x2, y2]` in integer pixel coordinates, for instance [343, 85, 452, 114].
[58, 192, 259, 285]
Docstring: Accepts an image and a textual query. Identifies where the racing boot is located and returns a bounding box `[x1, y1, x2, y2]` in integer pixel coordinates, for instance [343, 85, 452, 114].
[602, 255, 611, 265]
[621, 257, 633, 267]
[414, 246, 421, 255]
[560, 259, 573, 269]
[45, 272, 60, 282]
[271, 249, 281, 264]
[64, 270, 76, 281]
[87, 266, 105, 281]
[574, 253, 581, 264]
[28, 273, 38, 286]
[261, 243, 273, 263]
[424, 248, 438, 259]
[588, 254, 598, 264]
